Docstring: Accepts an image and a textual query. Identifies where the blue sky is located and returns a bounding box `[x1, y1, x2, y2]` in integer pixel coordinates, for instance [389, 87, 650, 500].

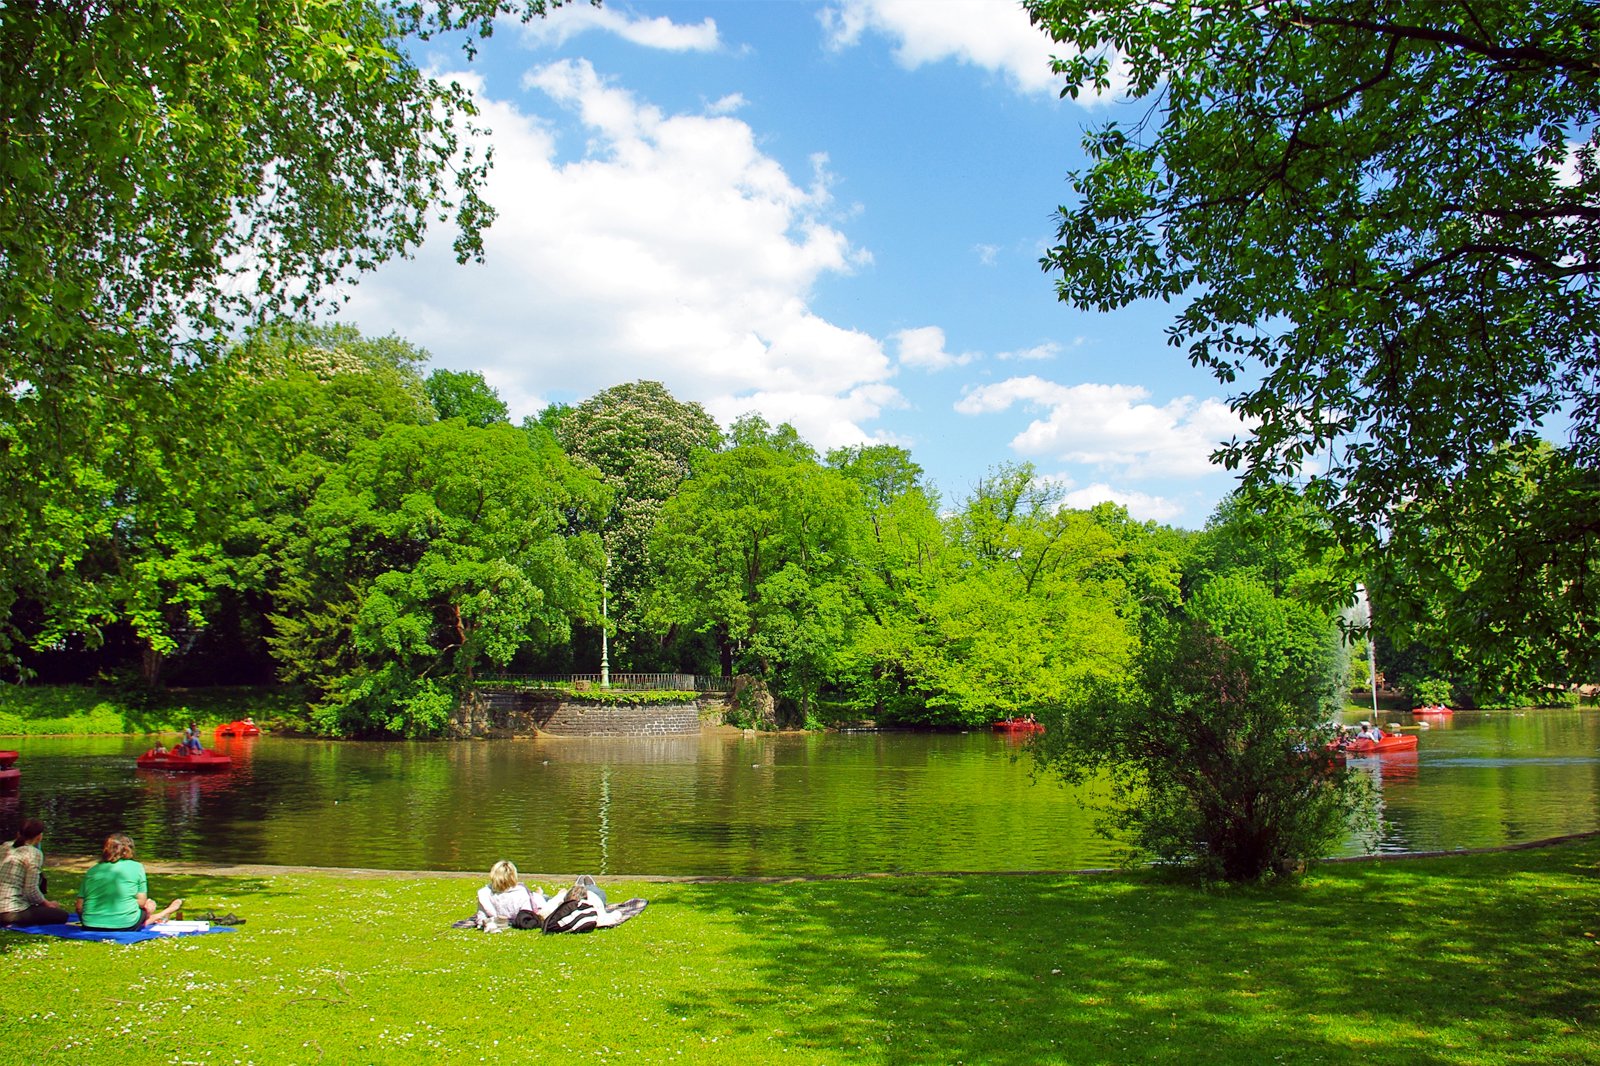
[340, 0, 1247, 528]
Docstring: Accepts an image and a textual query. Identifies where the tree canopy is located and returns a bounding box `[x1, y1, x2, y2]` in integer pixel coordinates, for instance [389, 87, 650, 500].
[426, 370, 511, 427]
[1026, 0, 1600, 684]
[0, 0, 566, 674]
[271, 419, 606, 736]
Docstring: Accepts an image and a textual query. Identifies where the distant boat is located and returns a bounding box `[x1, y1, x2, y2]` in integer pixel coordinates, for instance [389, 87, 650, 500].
[0, 749, 18, 787]
[214, 720, 261, 737]
[992, 718, 1044, 734]
[1412, 704, 1454, 716]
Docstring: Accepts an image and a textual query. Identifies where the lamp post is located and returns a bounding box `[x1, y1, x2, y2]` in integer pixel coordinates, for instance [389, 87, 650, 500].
[600, 556, 611, 690]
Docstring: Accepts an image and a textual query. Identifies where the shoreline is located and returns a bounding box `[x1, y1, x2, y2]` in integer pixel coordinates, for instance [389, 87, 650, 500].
[42, 827, 1600, 882]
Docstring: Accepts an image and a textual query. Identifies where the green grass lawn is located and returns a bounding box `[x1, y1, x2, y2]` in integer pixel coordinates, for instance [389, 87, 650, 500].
[4, 841, 1599, 1064]
[0, 685, 303, 737]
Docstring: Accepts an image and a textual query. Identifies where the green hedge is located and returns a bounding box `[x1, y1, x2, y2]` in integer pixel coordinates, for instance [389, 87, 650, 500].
[560, 688, 700, 706]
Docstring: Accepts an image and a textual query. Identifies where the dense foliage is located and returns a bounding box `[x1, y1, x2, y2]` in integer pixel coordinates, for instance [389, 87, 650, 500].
[1025, 0, 1600, 692]
[9, 327, 1277, 736]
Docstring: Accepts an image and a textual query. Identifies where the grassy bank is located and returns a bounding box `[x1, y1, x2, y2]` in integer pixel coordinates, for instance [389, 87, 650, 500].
[0, 685, 304, 737]
[3, 841, 1598, 1064]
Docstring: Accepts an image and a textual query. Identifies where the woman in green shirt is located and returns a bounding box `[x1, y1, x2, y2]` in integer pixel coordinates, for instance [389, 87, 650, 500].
[76, 833, 183, 931]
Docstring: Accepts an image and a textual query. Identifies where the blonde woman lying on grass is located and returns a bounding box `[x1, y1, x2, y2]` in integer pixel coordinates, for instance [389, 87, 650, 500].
[473, 861, 645, 933]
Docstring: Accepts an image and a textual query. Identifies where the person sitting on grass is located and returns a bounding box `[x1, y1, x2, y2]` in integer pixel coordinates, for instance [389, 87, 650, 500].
[77, 833, 183, 931]
[0, 818, 71, 927]
[475, 860, 555, 933]
[539, 874, 647, 935]
[472, 862, 645, 933]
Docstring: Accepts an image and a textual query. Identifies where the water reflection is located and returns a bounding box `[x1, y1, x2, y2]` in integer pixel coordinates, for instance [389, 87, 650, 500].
[0, 709, 1596, 875]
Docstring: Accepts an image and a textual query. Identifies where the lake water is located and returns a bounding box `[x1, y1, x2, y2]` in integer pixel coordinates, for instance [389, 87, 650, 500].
[2, 708, 1596, 876]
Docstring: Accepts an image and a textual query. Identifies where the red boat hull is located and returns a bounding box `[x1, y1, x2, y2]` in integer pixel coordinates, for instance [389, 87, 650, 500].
[1342, 733, 1418, 754]
[1412, 705, 1454, 716]
[0, 750, 17, 769]
[137, 750, 232, 772]
[0, 766, 18, 787]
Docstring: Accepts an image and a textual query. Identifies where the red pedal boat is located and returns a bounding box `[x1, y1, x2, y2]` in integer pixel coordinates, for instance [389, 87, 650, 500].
[1412, 704, 1454, 716]
[992, 718, 1044, 734]
[1342, 733, 1418, 754]
[137, 748, 232, 772]
[214, 720, 261, 737]
[0, 749, 18, 787]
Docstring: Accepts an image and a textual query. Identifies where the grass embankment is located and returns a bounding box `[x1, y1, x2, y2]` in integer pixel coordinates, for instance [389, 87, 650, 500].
[0, 685, 303, 737]
[4, 842, 1599, 1064]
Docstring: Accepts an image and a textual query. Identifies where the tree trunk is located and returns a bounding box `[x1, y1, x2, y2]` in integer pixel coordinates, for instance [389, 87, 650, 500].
[140, 642, 165, 689]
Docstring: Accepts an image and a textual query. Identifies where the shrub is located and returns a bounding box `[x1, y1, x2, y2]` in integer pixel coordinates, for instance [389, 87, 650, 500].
[1034, 577, 1368, 882]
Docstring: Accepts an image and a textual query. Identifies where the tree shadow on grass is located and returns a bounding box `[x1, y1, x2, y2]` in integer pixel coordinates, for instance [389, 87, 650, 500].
[657, 845, 1600, 1065]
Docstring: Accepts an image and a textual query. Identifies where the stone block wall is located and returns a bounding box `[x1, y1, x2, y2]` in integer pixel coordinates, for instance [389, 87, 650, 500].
[464, 689, 701, 738]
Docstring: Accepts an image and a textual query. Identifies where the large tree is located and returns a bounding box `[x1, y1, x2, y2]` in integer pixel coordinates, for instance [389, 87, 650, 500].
[0, 0, 566, 671]
[649, 416, 864, 722]
[551, 381, 722, 670]
[1027, 0, 1600, 685]
[270, 419, 607, 736]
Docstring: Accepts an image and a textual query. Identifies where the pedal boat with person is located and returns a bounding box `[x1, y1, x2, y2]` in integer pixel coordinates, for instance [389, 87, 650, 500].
[0, 749, 18, 787]
[136, 747, 232, 772]
[1336, 729, 1419, 755]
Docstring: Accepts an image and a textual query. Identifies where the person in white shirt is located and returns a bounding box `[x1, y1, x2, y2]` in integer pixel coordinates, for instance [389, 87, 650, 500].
[474, 860, 556, 932]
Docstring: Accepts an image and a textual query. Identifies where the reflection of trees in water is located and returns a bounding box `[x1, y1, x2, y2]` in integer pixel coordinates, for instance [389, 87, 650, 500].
[16, 716, 1600, 873]
[0, 789, 20, 838]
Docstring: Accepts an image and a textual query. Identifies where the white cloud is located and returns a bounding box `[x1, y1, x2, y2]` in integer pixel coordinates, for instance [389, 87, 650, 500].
[954, 376, 1245, 478]
[820, 0, 1132, 102]
[996, 341, 1061, 362]
[521, 5, 721, 52]
[706, 93, 748, 116]
[341, 63, 898, 452]
[820, 0, 1060, 95]
[707, 383, 907, 451]
[896, 325, 978, 371]
[1060, 483, 1184, 523]
[973, 242, 999, 266]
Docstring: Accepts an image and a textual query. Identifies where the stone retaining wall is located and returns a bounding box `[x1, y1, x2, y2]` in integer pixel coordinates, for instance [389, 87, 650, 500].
[465, 689, 701, 738]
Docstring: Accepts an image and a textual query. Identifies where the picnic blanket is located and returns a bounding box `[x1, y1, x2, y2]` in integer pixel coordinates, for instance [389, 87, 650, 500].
[3, 922, 236, 944]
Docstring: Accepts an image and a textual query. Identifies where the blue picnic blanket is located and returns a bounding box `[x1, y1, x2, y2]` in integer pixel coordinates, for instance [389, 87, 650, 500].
[3, 923, 235, 944]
